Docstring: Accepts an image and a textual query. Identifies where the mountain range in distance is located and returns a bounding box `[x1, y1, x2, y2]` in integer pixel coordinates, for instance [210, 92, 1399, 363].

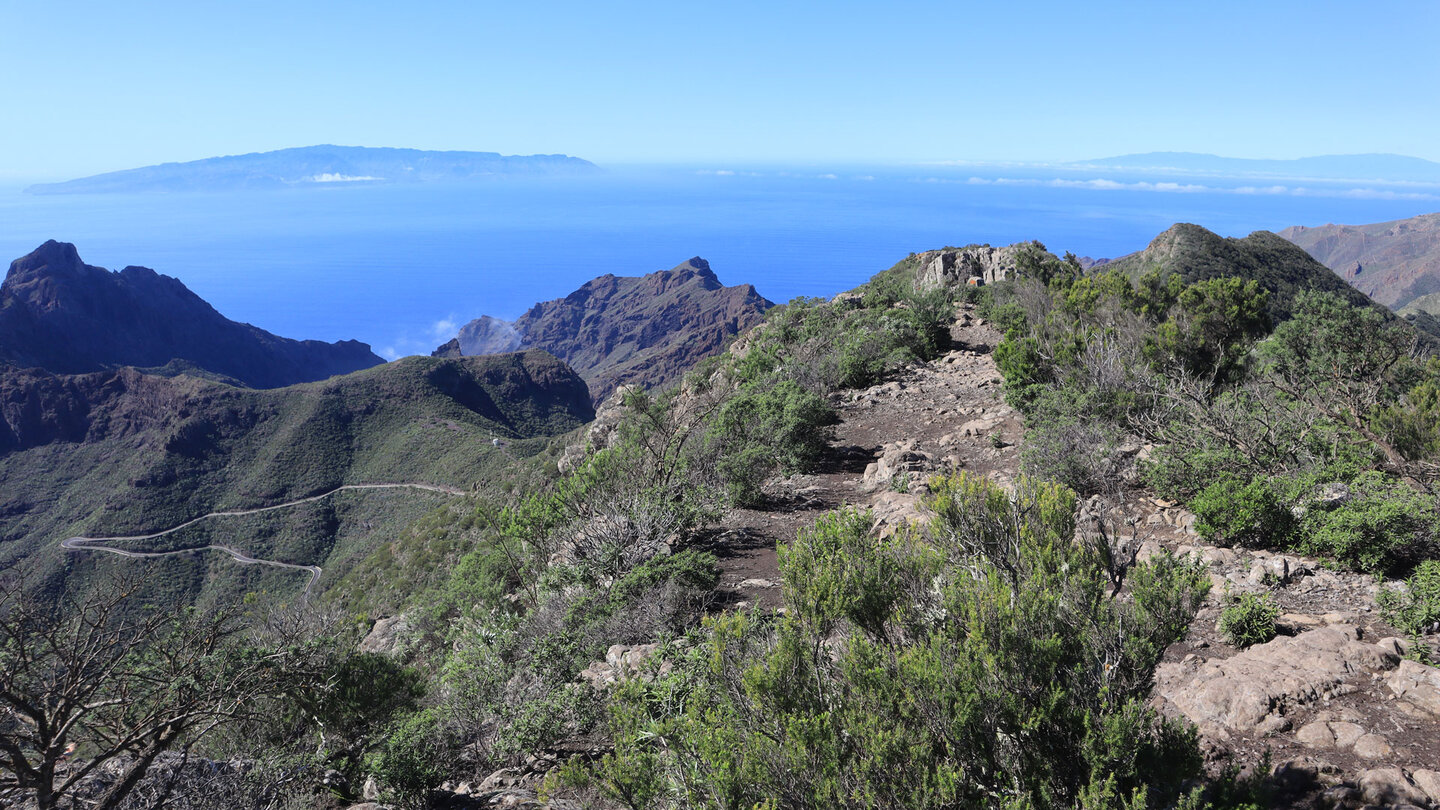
[24, 145, 600, 194]
[1069, 152, 1440, 183]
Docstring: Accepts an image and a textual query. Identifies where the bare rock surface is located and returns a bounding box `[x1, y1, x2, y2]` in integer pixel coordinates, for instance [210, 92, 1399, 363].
[911, 243, 1042, 291]
[1156, 625, 1399, 736]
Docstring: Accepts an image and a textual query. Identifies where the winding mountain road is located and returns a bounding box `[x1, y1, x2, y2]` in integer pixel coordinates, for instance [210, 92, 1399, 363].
[60, 483, 466, 600]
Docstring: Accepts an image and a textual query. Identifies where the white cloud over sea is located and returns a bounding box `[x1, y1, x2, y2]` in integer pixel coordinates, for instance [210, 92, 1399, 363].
[953, 176, 1440, 201]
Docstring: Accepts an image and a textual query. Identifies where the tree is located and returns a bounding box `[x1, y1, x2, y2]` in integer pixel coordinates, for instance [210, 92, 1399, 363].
[1260, 290, 1418, 468]
[0, 576, 291, 810]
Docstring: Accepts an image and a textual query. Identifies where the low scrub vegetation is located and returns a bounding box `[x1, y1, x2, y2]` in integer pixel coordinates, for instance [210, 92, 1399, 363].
[985, 262, 1440, 578]
[1217, 591, 1280, 648]
[556, 474, 1210, 809]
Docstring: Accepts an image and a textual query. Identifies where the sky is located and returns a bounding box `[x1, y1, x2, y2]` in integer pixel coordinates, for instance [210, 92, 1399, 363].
[2, 1, 1438, 180]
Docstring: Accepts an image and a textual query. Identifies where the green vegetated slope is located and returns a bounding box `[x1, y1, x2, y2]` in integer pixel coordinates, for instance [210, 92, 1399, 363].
[15, 222, 1440, 809]
[0, 350, 592, 605]
[1103, 223, 1379, 321]
[988, 226, 1440, 578]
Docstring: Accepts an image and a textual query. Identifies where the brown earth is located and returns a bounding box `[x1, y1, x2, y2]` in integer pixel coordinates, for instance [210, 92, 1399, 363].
[702, 304, 1020, 610]
[698, 302, 1440, 808]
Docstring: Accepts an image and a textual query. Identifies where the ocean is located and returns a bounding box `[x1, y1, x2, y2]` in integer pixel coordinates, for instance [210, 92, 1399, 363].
[2, 163, 1436, 359]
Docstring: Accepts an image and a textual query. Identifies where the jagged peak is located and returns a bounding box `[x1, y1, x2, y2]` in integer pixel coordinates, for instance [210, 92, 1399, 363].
[7, 240, 86, 280]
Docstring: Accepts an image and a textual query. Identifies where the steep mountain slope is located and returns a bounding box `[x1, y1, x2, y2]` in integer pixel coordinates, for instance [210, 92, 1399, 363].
[1102, 223, 1381, 322]
[1280, 213, 1440, 308]
[25, 145, 599, 194]
[435, 257, 772, 401]
[0, 351, 592, 605]
[0, 241, 384, 388]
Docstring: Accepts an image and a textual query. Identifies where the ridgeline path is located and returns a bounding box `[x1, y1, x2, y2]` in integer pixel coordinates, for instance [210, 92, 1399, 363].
[60, 482, 467, 600]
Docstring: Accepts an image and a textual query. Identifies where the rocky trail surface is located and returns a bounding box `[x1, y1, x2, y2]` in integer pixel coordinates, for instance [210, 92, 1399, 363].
[702, 302, 1440, 807]
[61, 482, 465, 600]
[703, 304, 1022, 608]
[391, 302, 1440, 808]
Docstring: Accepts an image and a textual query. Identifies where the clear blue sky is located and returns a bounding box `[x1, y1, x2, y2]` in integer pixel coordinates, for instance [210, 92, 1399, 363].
[2, 0, 1437, 180]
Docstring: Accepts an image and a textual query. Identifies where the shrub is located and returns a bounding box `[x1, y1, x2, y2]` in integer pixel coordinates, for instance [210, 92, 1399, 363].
[1190, 477, 1293, 548]
[1141, 445, 1252, 501]
[1020, 416, 1123, 496]
[572, 476, 1210, 809]
[1218, 592, 1279, 648]
[1378, 559, 1440, 637]
[711, 379, 836, 505]
[369, 708, 450, 808]
[1297, 473, 1437, 574]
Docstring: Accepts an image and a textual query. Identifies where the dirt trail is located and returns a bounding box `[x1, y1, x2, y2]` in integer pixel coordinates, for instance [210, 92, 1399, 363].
[706, 304, 1020, 607]
[700, 302, 1440, 803]
[61, 482, 466, 600]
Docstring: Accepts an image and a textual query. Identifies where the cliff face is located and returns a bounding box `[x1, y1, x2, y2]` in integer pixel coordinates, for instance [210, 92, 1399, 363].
[0, 241, 385, 388]
[1280, 213, 1440, 309]
[435, 257, 773, 402]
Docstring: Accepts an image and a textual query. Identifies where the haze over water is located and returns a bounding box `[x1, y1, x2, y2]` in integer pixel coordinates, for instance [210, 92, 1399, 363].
[3, 162, 1435, 359]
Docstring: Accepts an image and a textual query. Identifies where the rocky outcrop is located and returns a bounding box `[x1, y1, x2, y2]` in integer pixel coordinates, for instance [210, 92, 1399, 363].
[1154, 625, 1400, 738]
[451, 315, 524, 356]
[912, 243, 1041, 291]
[0, 241, 385, 388]
[578, 643, 668, 688]
[435, 258, 772, 402]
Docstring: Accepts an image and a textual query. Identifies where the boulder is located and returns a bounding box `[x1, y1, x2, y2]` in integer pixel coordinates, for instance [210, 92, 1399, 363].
[1412, 770, 1440, 804]
[1358, 767, 1430, 807]
[359, 615, 410, 655]
[579, 643, 667, 688]
[1155, 625, 1400, 735]
[1388, 658, 1440, 716]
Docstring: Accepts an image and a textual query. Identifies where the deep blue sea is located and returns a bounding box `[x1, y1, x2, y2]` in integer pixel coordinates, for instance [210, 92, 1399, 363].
[3, 163, 1437, 359]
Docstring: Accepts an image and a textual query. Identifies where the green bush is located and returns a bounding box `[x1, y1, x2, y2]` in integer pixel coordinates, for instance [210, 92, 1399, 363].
[1378, 559, 1440, 637]
[1297, 473, 1437, 574]
[571, 475, 1210, 809]
[369, 708, 450, 808]
[711, 379, 836, 505]
[1141, 445, 1252, 501]
[1190, 477, 1293, 548]
[1217, 592, 1279, 648]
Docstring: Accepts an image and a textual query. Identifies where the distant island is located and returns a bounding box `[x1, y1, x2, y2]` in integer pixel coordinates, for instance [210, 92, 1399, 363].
[1068, 152, 1440, 183]
[24, 145, 600, 194]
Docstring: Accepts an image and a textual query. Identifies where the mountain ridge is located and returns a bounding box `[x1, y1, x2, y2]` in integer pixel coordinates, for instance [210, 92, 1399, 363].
[434, 256, 773, 401]
[0, 241, 385, 388]
[1279, 213, 1440, 309]
[1100, 223, 1384, 322]
[0, 350, 594, 605]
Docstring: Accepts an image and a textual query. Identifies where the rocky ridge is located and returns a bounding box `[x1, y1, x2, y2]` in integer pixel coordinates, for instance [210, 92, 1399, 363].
[0, 241, 385, 388]
[1281, 213, 1440, 309]
[434, 257, 772, 403]
[362, 292, 1440, 808]
[910, 243, 1041, 291]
